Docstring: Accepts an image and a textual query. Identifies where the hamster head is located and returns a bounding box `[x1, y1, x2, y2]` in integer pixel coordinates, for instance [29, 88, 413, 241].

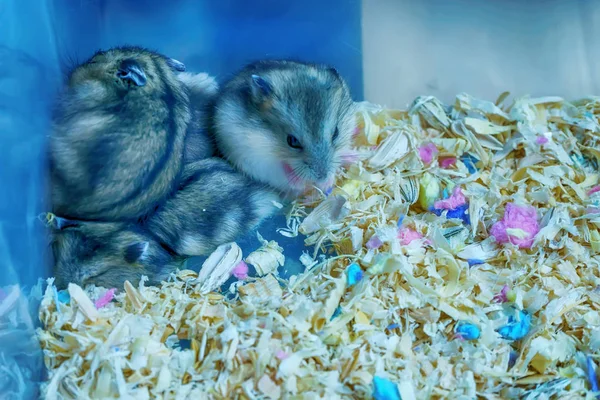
[64, 46, 187, 108]
[214, 61, 357, 195]
[48, 216, 178, 290]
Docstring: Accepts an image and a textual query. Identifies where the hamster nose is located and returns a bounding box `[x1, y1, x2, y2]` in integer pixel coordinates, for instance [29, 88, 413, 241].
[116, 59, 147, 87]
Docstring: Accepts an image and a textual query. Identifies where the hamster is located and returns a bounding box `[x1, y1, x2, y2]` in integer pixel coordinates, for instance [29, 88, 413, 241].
[49, 158, 279, 289]
[211, 60, 357, 196]
[145, 158, 280, 256]
[178, 71, 219, 163]
[48, 215, 184, 290]
[50, 46, 191, 222]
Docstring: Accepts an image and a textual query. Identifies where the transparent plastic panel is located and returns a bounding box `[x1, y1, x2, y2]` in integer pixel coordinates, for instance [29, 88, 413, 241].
[1, 0, 61, 396]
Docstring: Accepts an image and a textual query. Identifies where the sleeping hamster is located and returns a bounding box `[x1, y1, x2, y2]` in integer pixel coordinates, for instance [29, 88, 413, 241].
[50, 46, 191, 221]
[48, 215, 184, 290]
[50, 158, 278, 289]
[211, 60, 357, 196]
[145, 157, 280, 256]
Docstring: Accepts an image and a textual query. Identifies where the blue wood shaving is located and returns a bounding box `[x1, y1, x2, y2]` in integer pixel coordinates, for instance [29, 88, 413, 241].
[497, 310, 531, 340]
[386, 323, 400, 330]
[57, 289, 70, 304]
[330, 306, 342, 321]
[587, 356, 599, 394]
[347, 263, 363, 287]
[446, 203, 470, 225]
[397, 215, 405, 227]
[52, 287, 61, 315]
[461, 154, 479, 174]
[325, 187, 333, 196]
[467, 259, 484, 267]
[432, 203, 470, 225]
[455, 322, 480, 340]
[373, 376, 401, 400]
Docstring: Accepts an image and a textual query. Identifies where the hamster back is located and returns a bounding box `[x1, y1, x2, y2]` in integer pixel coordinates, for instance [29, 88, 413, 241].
[145, 157, 280, 257]
[50, 46, 190, 221]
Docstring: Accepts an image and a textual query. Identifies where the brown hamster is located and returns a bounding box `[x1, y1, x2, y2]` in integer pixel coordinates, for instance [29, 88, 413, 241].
[48, 214, 184, 290]
[211, 60, 357, 197]
[49, 46, 190, 222]
[145, 158, 280, 256]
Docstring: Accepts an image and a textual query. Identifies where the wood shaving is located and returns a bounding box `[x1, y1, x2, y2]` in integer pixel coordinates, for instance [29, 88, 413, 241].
[245, 232, 285, 276]
[37, 92, 600, 398]
[195, 242, 243, 294]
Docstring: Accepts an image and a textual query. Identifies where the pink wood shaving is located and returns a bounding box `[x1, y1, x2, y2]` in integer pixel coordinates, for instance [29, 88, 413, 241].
[588, 186, 600, 196]
[398, 228, 423, 246]
[419, 143, 438, 164]
[94, 288, 116, 309]
[232, 261, 249, 280]
[536, 136, 549, 145]
[490, 203, 540, 249]
[276, 350, 289, 360]
[434, 187, 466, 210]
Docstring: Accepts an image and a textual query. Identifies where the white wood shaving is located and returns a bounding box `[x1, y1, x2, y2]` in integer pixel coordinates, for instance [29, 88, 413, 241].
[245, 232, 285, 276]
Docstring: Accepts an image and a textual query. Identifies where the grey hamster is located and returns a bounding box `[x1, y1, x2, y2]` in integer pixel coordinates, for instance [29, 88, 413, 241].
[50, 46, 191, 221]
[48, 214, 184, 290]
[211, 60, 357, 196]
[178, 71, 219, 163]
[144, 158, 280, 256]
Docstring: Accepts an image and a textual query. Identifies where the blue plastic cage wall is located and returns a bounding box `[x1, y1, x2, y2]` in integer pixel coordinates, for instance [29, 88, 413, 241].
[0, 0, 363, 397]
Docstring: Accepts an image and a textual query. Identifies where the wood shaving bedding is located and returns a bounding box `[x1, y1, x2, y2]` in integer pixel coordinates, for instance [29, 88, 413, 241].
[37, 92, 600, 399]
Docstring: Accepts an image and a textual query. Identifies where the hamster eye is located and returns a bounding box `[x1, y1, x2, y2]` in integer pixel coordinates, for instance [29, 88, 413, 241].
[332, 127, 339, 142]
[287, 135, 303, 149]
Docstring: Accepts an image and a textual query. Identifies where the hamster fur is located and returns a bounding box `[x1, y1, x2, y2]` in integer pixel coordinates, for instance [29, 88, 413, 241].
[145, 158, 280, 256]
[48, 215, 184, 290]
[50, 46, 191, 221]
[49, 158, 279, 289]
[211, 60, 357, 196]
[178, 71, 219, 163]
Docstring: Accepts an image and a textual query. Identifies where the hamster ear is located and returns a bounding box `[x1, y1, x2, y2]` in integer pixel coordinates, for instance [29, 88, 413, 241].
[250, 74, 272, 101]
[124, 242, 150, 264]
[166, 57, 186, 72]
[327, 66, 340, 78]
